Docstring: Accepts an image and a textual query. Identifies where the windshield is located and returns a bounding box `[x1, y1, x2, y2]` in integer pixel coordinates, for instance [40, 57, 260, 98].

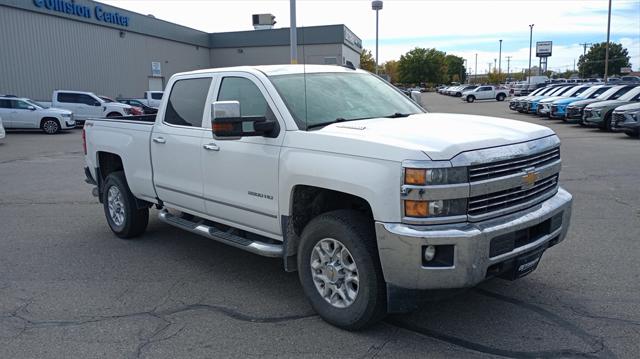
[618, 87, 640, 101]
[24, 99, 44, 109]
[270, 72, 424, 130]
[563, 86, 588, 97]
[99, 96, 114, 103]
[596, 86, 625, 100]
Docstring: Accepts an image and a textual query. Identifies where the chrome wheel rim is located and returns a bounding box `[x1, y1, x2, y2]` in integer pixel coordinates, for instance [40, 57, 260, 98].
[107, 186, 125, 227]
[310, 238, 359, 308]
[44, 121, 57, 133]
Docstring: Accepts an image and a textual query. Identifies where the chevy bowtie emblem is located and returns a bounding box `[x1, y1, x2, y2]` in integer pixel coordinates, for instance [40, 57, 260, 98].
[522, 168, 538, 189]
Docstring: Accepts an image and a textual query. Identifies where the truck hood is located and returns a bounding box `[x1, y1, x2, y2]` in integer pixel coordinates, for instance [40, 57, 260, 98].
[105, 102, 131, 109]
[585, 99, 626, 109]
[553, 97, 582, 105]
[540, 96, 568, 103]
[314, 113, 554, 161]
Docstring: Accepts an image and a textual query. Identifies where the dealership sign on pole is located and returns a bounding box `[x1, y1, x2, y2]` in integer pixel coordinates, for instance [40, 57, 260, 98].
[536, 41, 552, 57]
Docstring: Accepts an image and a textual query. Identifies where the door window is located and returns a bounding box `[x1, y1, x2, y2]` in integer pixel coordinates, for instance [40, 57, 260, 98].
[13, 100, 33, 110]
[164, 78, 212, 127]
[151, 92, 163, 100]
[217, 77, 273, 119]
[0, 99, 12, 109]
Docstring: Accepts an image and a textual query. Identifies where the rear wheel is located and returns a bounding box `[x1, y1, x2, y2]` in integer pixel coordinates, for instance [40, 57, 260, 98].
[467, 95, 475, 103]
[298, 210, 386, 330]
[102, 171, 149, 239]
[41, 118, 60, 134]
[496, 93, 506, 101]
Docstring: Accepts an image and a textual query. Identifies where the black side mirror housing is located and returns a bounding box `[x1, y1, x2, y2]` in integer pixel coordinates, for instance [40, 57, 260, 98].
[211, 101, 278, 140]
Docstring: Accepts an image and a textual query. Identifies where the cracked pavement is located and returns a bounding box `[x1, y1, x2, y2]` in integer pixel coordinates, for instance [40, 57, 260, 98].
[1, 96, 638, 358]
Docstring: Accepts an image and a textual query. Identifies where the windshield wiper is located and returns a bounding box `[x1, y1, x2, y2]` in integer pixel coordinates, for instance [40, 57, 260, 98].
[384, 112, 412, 118]
[306, 117, 349, 130]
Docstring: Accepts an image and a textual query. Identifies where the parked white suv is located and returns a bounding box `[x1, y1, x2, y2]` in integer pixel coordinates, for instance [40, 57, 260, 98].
[52, 90, 135, 126]
[0, 96, 75, 134]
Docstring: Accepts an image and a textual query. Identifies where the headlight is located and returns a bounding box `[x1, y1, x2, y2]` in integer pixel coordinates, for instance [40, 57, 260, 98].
[61, 113, 71, 117]
[404, 167, 468, 185]
[593, 109, 602, 117]
[404, 198, 468, 218]
[630, 112, 639, 121]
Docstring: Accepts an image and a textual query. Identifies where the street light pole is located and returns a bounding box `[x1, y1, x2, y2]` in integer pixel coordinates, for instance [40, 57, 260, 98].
[506, 55, 512, 80]
[603, 0, 612, 83]
[475, 53, 478, 84]
[528, 24, 534, 85]
[289, 0, 297, 64]
[372, 1, 383, 75]
[498, 39, 502, 74]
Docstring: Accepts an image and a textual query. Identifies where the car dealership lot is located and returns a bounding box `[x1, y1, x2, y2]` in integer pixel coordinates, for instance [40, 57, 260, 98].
[1, 95, 638, 358]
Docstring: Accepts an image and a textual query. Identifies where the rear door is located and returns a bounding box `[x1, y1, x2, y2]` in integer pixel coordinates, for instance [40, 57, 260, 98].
[0, 99, 15, 127]
[151, 76, 213, 214]
[201, 73, 284, 237]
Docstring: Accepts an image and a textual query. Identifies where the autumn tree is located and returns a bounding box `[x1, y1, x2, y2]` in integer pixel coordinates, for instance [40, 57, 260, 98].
[382, 60, 399, 83]
[360, 49, 376, 72]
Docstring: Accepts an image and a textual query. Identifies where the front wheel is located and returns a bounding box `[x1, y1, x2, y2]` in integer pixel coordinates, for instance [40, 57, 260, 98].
[102, 171, 149, 239]
[625, 129, 640, 138]
[298, 210, 386, 330]
[467, 95, 475, 103]
[41, 118, 60, 134]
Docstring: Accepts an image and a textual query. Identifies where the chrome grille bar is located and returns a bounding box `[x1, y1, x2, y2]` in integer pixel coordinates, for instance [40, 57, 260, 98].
[469, 175, 558, 215]
[469, 147, 560, 182]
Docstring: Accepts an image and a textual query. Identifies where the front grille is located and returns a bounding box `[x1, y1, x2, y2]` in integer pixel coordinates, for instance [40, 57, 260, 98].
[551, 105, 558, 114]
[613, 112, 625, 125]
[468, 175, 559, 216]
[469, 147, 560, 182]
[583, 109, 593, 118]
[567, 107, 582, 118]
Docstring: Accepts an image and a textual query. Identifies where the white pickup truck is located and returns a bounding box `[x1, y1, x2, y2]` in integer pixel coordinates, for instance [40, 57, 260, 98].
[462, 85, 509, 102]
[135, 91, 164, 108]
[52, 90, 135, 126]
[83, 65, 573, 330]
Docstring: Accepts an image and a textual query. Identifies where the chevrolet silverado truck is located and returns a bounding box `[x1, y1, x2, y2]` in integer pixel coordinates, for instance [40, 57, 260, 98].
[83, 65, 573, 330]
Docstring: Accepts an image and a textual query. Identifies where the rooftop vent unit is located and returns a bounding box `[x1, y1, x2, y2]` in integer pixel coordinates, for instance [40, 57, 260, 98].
[252, 14, 276, 30]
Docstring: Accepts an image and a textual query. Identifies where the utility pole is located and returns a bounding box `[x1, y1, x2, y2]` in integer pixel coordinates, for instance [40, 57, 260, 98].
[528, 24, 534, 85]
[488, 62, 492, 74]
[604, 0, 612, 83]
[474, 53, 478, 84]
[498, 39, 502, 74]
[506, 56, 512, 80]
[289, 0, 297, 64]
[579, 42, 592, 79]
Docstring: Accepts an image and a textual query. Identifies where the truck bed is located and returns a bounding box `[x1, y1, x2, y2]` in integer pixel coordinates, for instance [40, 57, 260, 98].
[84, 116, 157, 204]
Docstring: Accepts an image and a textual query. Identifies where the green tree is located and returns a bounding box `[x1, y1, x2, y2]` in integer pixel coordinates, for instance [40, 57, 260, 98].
[487, 69, 507, 84]
[578, 42, 631, 77]
[382, 60, 399, 83]
[445, 54, 466, 84]
[398, 47, 447, 85]
[360, 49, 376, 72]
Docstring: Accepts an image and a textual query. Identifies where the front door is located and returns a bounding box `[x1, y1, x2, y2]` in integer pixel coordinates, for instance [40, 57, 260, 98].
[151, 76, 213, 215]
[10, 100, 37, 128]
[201, 73, 284, 237]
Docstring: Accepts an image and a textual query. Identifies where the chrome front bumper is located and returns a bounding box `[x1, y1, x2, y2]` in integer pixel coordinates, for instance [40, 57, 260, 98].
[375, 187, 572, 290]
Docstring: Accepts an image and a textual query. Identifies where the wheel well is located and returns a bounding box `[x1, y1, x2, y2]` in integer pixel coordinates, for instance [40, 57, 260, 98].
[282, 185, 374, 272]
[40, 117, 60, 127]
[97, 152, 124, 182]
[107, 112, 122, 117]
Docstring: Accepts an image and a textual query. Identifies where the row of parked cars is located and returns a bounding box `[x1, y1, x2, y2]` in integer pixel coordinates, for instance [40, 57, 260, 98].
[508, 83, 640, 138]
[0, 90, 162, 135]
[437, 84, 510, 102]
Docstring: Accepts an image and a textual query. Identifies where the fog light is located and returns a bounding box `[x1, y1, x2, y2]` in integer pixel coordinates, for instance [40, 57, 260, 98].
[424, 245, 436, 262]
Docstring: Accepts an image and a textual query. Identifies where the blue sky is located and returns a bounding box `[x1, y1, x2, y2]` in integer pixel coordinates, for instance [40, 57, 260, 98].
[102, 0, 640, 73]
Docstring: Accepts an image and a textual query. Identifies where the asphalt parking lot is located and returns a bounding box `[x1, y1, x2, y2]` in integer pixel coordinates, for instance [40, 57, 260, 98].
[1, 94, 638, 359]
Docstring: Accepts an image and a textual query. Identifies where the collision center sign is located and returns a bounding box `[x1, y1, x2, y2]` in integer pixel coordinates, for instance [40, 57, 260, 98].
[536, 41, 552, 57]
[33, 0, 130, 27]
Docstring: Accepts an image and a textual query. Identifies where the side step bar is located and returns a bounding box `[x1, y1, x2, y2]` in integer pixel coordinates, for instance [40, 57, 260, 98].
[158, 210, 283, 258]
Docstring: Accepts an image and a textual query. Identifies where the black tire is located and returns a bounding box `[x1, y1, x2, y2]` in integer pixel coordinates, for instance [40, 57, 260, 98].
[496, 93, 506, 101]
[102, 171, 148, 239]
[41, 118, 60, 134]
[455, 92, 461, 97]
[107, 112, 121, 118]
[602, 112, 613, 131]
[625, 130, 640, 138]
[298, 210, 386, 330]
[466, 95, 475, 103]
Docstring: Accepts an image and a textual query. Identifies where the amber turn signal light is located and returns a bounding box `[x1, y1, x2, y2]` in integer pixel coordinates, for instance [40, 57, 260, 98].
[405, 200, 428, 217]
[405, 168, 426, 185]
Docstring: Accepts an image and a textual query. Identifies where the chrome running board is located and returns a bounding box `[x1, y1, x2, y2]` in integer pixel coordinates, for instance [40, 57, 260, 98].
[158, 210, 283, 257]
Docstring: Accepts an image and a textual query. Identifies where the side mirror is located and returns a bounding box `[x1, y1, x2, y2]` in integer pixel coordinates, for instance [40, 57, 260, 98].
[93, 101, 101, 106]
[27, 106, 36, 111]
[211, 101, 277, 140]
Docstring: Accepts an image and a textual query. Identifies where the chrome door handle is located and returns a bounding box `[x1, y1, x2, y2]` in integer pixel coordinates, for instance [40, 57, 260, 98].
[203, 143, 220, 151]
[152, 137, 166, 144]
